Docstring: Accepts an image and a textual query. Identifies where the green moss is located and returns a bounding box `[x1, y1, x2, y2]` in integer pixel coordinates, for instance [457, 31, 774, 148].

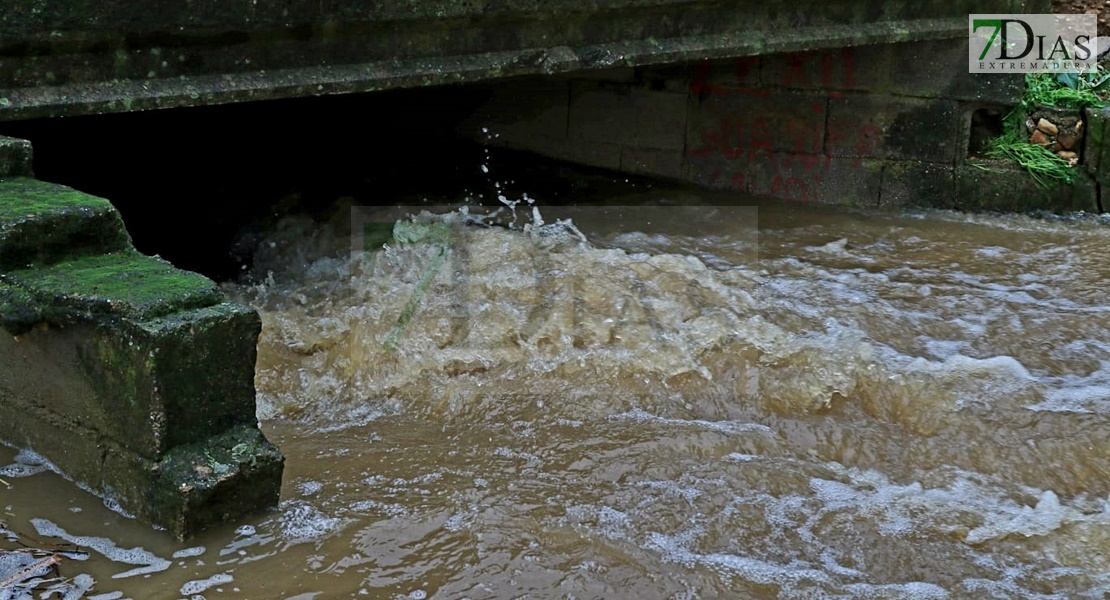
[5, 251, 223, 324]
[0, 178, 131, 269]
[0, 178, 114, 221]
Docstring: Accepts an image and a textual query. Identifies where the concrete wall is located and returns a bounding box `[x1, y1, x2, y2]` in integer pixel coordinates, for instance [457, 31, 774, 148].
[0, 146, 283, 539]
[0, 0, 1036, 120]
[468, 38, 1103, 212]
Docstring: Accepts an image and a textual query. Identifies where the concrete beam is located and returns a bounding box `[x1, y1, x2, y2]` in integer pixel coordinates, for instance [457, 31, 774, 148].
[0, 172, 283, 539]
[0, 0, 1043, 120]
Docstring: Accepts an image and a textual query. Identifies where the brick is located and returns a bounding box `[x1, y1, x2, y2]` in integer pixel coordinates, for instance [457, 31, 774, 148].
[0, 136, 33, 178]
[683, 147, 750, 193]
[759, 41, 1023, 104]
[827, 95, 960, 162]
[761, 48, 863, 92]
[955, 163, 1098, 213]
[0, 302, 259, 459]
[875, 40, 1023, 103]
[687, 57, 762, 95]
[687, 89, 827, 158]
[746, 151, 883, 207]
[880, 160, 956, 209]
[569, 83, 687, 151]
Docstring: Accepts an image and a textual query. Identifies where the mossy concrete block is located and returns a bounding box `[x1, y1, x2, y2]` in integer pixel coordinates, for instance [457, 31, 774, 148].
[0, 136, 33, 177]
[747, 152, 883, 207]
[0, 176, 282, 537]
[955, 163, 1098, 213]
[1084, 106, 1110, 183]
[0, 387, 107, 490]
[0, 302, 260, 459]
[827, 95, 960, 162]
[1, 251, 222, 335]
[103, 424, 283, 540]
[0, 178, 131, 271]
[880, 161, 956, 209]
[687, 89, 828, 156]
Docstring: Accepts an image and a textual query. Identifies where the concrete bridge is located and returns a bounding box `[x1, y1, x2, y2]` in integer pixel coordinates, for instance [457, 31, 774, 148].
[6, 0, 1105, 538]
[0, 0, 1037, 121]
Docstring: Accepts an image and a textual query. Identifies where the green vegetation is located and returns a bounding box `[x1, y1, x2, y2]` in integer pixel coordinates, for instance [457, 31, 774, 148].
[982, 110, 1075, 187]
[1021, 70, 1110, 111]
[6, 251, 223, 323]
[980, 69, 1110, 188]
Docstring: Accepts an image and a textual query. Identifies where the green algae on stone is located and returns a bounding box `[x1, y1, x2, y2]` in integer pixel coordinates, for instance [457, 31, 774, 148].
[3, 251, 223, 329]
[0, 177, 131, 270]
[138, 423, 284, 539]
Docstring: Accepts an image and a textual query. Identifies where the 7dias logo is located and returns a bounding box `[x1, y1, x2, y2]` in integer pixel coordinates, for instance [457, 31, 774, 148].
[970, 14, 1096, 73]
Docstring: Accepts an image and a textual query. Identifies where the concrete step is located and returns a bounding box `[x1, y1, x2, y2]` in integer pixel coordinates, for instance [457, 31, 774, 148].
[0, 154, 283, 539]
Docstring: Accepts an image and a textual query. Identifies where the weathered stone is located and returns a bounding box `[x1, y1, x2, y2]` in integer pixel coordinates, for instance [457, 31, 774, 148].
[1, 251, 223, 335]
[1030, 129, 1051, 146]
[687, 89, 827, 157]
[746, 151, 883, 207]
[0, 0, 1024, 121]
[103, 424, 283, 540]
[0, 136, 33, 177]
[1057, 132, 1079, 150]
[1058, 150, 1079, 167]
[826, 95, 959, 162]
[1037, 118, 1059, 135]
[880, 161, 956, 209]
[955, 163, 1097, 213]
[1084, 106, 1110, 180]
[0, 166, 283, 538]
[0, 178, 131, 272]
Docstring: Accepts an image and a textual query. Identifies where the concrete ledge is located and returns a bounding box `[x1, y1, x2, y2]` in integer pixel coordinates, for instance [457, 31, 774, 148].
[0, 0, 1034, 120]
[0, 167, 283, 538]
[880, 162, 956, 209]
[0, 178, 130, 271]
[0, 137, 33, 178]
[955, 163, 1099, 213]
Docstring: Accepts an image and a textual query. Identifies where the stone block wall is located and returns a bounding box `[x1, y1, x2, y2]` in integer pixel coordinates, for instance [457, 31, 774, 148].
[469, 38, 1104, 213]
[0, 166, 284, 539]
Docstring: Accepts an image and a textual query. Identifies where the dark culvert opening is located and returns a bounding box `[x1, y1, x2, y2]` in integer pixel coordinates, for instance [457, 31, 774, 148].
[968, 107, 1005, 158]
[0, 86, 504, 281]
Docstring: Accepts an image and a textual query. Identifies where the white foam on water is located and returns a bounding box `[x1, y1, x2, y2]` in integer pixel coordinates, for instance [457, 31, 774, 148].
[608, 408, 775, 437]
[275, 500, 344, 544]
[86, 592, 126, 600]
[298, 480, 324, 496]
[172, 546, 206, 559]
[905, 354, 1034, 381]
[29, 518, 170, 579]
[562, 504, 635, 541]
[964, 491, 1080, 544]
[645, 531, 830, 586]
[842, 581, 950, 599]
[179, 572, 233, 595]
[0, 449, 51, 478]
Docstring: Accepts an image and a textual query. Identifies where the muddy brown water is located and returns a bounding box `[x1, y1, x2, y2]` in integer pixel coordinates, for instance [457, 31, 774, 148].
[2, 187, 1110, 599]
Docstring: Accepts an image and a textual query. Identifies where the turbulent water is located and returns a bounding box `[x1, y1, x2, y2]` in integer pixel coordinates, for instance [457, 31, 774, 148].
[3, 186, 1110, 599]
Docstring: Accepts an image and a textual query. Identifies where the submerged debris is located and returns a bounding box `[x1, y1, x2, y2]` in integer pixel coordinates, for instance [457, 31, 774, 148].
[0, 532, 94, 599]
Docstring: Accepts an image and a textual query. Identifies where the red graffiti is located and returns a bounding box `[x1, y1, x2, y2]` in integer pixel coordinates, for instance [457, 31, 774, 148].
[686, 49, 876, 204]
